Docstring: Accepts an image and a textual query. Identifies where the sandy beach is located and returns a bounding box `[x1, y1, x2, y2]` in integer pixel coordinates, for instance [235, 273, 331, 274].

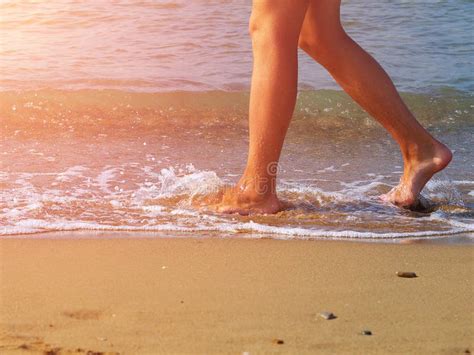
[1, 1, 473, 354]
[0, 235, 472, 354]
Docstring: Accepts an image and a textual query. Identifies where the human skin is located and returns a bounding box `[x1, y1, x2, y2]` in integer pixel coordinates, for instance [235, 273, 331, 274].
[216, 0, 452, 215]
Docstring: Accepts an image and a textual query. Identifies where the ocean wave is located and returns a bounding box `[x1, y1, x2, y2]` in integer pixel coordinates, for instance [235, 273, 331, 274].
[2, 164, 473, 240]
[1, 89, 472, 134]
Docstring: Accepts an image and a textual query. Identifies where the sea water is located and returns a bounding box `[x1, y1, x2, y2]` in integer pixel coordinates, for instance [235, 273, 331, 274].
[1, 1, 473, 240]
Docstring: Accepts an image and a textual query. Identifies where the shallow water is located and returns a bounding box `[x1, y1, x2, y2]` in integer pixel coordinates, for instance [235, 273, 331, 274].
[1, 90, 473, 239]
[0, 1, 473, 240]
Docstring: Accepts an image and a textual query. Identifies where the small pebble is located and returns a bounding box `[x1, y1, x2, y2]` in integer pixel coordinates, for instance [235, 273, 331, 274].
[272, 339, 284, 345]
[361, 330, 372, 336]
[319, 311, 337, 320]
[396, 271, 417, 278]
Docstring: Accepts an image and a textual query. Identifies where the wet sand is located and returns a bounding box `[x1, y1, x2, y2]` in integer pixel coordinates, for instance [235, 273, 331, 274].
[0, 235, 473, 354]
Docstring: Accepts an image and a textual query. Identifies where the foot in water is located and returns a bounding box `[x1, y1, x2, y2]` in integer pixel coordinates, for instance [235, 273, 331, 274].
[381, 141, 452, 209]
[214, 184, 282, 215]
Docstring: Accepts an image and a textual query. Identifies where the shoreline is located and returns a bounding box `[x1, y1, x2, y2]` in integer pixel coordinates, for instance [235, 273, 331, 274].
[1, 236, 473, 354]
[1, 230, 473, 245]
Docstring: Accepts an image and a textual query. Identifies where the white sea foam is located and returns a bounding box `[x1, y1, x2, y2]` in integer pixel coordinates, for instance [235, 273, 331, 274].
[96, 167, 119, 193]
[156, 166, 222, 198]
[424, 178, 465, 206]
[1, 165, 473, 240]
[56, 165, 89, 182]
[1, 218, 472, 240]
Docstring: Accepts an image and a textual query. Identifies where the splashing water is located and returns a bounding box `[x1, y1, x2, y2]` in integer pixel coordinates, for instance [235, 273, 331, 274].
[1, 91, 473, 241]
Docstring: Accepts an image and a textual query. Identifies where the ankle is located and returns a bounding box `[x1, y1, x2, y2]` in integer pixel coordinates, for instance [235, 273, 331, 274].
[237, 173, 277, 200]
[401, 139, 436, 163]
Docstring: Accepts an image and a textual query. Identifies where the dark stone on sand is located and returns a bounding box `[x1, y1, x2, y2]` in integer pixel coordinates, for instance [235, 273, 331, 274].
[396, 271, 417, 278]
[361, 330, 372, 336]
[465, 349, 471, 354]
[319, 311, 337, 320]
[272, 339, 284, 345]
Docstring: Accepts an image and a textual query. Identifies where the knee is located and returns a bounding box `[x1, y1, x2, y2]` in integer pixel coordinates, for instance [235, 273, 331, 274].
[298, 35, 318, 56]
[249, 9, 300, 50]
[248, 11, 262, 37]
[298, 29, 349, 66]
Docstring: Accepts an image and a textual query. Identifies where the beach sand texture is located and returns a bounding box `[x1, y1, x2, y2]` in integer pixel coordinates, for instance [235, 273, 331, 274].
[1, 236, 473, 354]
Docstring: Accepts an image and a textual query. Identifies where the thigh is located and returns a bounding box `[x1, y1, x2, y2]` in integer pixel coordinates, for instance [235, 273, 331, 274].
[299, 0, 343, 43]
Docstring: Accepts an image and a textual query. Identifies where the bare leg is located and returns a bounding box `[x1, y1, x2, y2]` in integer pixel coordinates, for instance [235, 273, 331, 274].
[298, 0, 452, 208]
[216, 0, 309, 214]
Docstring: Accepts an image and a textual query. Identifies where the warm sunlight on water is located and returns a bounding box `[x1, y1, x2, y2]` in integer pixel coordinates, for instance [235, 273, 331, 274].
[0, 0, 473, 92]
[1, 90, 473, 239]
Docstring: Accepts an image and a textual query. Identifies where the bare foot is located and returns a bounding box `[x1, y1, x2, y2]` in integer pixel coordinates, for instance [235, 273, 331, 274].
[381, 141, 452, 208]
[214, 185, 282, 215]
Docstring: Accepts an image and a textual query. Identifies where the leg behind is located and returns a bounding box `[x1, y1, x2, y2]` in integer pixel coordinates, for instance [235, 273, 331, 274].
[298, 0, 452, 208]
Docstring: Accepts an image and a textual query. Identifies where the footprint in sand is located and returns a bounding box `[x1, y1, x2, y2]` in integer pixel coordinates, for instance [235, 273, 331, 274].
[61, 309, 104, 321]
